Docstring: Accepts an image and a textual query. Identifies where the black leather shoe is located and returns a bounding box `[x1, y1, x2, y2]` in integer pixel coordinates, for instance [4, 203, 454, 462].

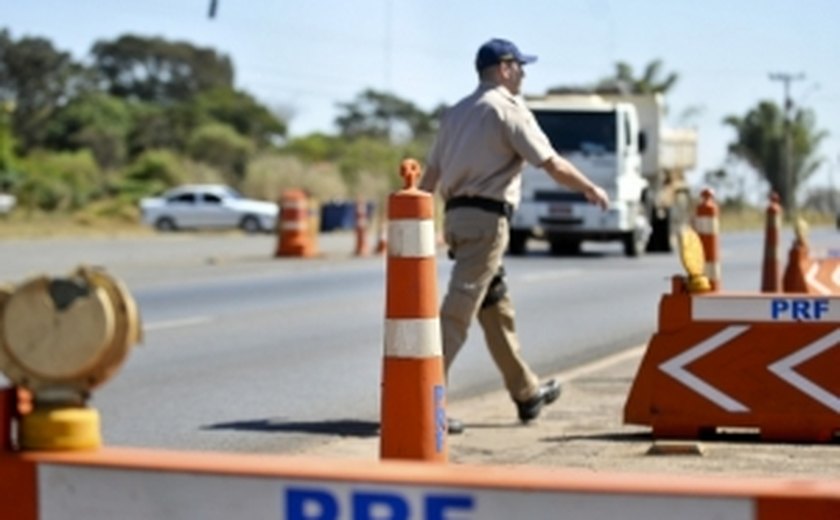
[447, 417, 464, 435]
[515, 379, 562, 423]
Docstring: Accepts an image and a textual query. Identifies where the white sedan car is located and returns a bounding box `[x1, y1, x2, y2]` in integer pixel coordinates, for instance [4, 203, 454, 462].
[140, 184, 278, 233]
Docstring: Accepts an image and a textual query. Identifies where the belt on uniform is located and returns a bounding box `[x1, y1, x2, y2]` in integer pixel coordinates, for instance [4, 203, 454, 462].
[445, 196, 513, 219]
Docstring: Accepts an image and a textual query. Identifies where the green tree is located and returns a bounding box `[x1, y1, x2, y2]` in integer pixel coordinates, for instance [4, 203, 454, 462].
[91, 34, 234, 104]
[0, 101, 16, 188]
[724, 101, 827, 213]
[335, 89, 438, 143]
[190, 87, 286, 146]
[126, 102, 197, 157]
[45, 92, 134, 170]
[282, 132, 341, 163]
[0, 29, 91, 152]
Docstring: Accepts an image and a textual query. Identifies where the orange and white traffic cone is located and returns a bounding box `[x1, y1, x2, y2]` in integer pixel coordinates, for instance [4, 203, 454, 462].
[275, 189, 318, 258]
[761, 193, 782, 292]
[694, 188, 721, 291]
[353, 198, 369, 257]
[379, 158, 447, 462]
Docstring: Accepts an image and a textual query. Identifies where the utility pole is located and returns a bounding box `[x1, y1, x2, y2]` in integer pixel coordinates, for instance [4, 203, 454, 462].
[768, 72, 805, 213]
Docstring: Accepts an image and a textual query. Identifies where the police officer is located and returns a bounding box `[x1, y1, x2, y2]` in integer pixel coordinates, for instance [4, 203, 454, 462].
[419, 38, 609, 434]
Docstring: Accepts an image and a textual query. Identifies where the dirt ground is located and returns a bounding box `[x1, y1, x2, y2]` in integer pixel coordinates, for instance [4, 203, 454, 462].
[302, 347, 840, 482]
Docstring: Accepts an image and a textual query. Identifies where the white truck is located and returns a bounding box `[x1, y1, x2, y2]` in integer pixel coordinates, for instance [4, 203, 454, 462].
[509, 92, 697, 257]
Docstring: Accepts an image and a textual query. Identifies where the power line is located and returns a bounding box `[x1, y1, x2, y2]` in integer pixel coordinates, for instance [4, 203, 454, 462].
[768, 71, 806, 211]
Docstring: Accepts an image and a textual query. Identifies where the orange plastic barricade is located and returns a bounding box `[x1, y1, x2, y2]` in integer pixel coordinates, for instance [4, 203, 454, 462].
[379, 158, 447, 462]
[4, 442, 840, 519]
[625, 275, 840, 442]
[694, 188, 721, 290]
[275, 189, 317, 258]
[761, 193, 782, 292]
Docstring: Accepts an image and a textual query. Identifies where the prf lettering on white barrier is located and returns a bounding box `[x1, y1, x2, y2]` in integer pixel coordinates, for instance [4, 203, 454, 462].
[693, 296, 840, 322]
[771, 298, 830, 320]
[285, 487, 474, 520]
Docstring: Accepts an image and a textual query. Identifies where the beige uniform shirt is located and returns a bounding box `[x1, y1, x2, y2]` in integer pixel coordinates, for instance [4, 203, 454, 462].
[419, 81, 555, 207]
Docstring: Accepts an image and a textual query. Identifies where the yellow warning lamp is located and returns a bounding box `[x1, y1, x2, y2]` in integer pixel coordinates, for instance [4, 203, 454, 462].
[678, 227, 712, 293]
[0, 266, 141, 450]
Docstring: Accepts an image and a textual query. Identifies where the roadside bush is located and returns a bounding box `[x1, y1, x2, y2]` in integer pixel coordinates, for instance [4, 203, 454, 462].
[187, 122, 254, 186]
[17, 150, 101, 211]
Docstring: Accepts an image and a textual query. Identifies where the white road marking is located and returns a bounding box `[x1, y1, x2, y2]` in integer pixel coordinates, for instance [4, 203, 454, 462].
[556, 344, 647, 383]
[144, 316, 213, 331]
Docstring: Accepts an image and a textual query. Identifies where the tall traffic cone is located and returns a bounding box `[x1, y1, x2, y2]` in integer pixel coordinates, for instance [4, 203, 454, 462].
[782, 218, 811, 293]
[275, 189, 317, 257]
[379, 158, 447, 462]
[353, 198, 369, 257]
[694, 188, 721, 291]
[761, 192, 782, 292]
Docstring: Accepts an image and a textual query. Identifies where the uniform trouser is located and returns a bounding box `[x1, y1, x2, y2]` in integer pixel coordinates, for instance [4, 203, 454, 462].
[440, 207, 539, 402]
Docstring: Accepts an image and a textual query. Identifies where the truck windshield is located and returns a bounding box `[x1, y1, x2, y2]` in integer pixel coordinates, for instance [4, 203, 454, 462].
[533, 110, 617, 154]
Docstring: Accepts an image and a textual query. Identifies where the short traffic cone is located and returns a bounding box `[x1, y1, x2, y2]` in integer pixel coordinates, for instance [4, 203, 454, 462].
[761, 193, 782, 292]
[694, 188, 721, 291]
[379, 158, 447, 462]
[374, 217, 388, 255]
[353, 198, 369, 257]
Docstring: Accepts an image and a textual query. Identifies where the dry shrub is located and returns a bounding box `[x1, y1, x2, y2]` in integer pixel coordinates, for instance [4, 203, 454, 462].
[242, 154, 348, 202]
[181, 160, 226, 185]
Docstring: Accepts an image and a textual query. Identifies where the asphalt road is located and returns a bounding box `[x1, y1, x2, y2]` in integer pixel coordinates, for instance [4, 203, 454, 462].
[0, 227, 836, 454]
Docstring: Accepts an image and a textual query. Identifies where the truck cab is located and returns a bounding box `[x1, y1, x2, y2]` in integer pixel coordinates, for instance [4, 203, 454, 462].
[510, 95, 650, 256]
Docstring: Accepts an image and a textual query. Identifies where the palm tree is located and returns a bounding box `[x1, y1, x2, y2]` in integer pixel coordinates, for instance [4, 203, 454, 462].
[724, 101, 826, 213]
[595, 59, 679, 94]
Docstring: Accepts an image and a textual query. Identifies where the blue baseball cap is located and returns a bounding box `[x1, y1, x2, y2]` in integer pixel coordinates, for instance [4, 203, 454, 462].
[475, 38, 537, 71]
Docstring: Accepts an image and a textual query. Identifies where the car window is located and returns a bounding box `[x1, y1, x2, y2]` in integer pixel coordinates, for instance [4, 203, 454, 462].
[203, 193, 223, 205]
[223, 187, 243, 199]
[169, 193, 196, 204]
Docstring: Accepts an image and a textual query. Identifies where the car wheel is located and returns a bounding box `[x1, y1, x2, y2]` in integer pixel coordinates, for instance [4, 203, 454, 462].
[155, 217, 177, 232]
[240, 215, 262, 234]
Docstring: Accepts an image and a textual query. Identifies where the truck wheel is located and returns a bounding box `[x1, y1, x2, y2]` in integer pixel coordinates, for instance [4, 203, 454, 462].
[508, 230, 528, 256]
[647, 210, 670, 252]
[549, 238, 581, 256]
[647, 192, 690, 253]
[623, 229, 646, 258]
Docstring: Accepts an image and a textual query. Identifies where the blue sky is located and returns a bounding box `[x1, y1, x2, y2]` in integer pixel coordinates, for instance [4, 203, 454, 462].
[4, 0, 839, 199]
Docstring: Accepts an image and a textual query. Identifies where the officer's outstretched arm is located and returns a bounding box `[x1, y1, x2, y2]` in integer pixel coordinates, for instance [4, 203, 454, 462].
[540, 155, 609, 210]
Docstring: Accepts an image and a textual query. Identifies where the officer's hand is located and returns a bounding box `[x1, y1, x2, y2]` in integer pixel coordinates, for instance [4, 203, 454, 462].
[584, 185, 609, 210]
